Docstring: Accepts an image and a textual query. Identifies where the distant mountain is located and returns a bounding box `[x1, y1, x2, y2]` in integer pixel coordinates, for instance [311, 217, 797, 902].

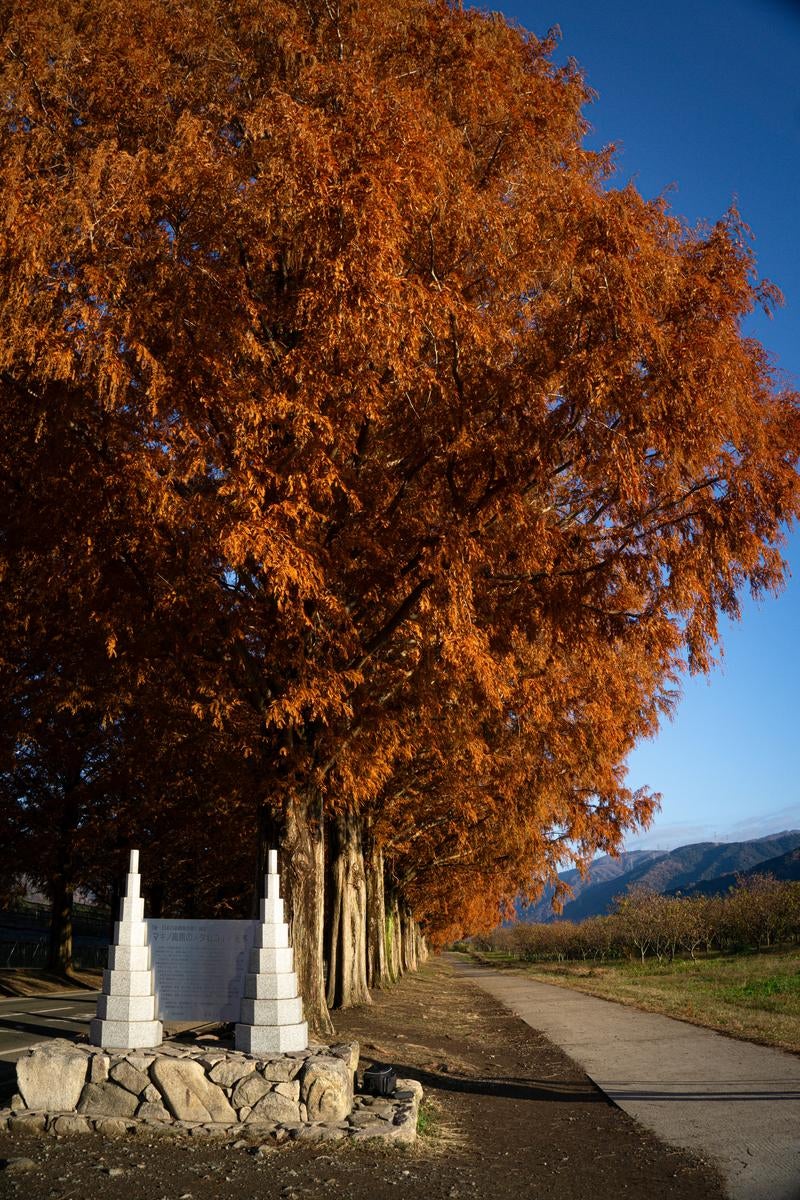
[517, 831, 800, 924]
[516, 849, 665, 924]
[672, 845, 800, 899]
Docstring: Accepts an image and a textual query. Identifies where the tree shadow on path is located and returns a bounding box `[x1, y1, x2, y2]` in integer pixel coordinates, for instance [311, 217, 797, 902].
[382, 1061, 606, 1104]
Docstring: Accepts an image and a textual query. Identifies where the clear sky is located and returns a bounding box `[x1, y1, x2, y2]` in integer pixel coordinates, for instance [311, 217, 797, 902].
[497, 0, 800, 849]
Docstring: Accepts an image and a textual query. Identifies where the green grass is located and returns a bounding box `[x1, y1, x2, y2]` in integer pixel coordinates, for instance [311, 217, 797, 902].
[478, 946, 800, 1054]
[721, 969, 800, 1006]
[416, 1100, 437, 1137]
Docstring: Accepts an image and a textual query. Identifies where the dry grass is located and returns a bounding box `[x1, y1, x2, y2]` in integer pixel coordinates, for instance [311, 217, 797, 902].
[479, 946, 800, 1054]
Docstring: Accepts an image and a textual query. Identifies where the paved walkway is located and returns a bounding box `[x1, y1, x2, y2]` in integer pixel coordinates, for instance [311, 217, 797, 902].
[449, 955, 800, 1200]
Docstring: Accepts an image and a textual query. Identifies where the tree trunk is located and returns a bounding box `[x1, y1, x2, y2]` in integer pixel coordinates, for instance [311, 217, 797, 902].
[385, 891, 402, 981]
[281, 791, 333, 1037]
[365, 822, 390, 989]
[400, 903, 418, 973]
[148, 880, 165, 919]
[47, 784, 80, 975]
[47, 873, 73, 974]
[326, 810, 371, 1009]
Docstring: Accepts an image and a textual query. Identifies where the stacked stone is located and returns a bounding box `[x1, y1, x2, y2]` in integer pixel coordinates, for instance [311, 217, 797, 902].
[235, 850, 308, 1054]
[90, 850, 162, 1051]
[5, 1039, 427, 1146]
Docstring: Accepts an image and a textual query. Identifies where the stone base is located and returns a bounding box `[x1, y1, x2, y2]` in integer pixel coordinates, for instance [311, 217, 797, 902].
[250, 947, 294, 973]
[235, 1021, 308, 1054]
[238, 997, 304, 1026]
[4, 1038, 420, 1147]
[96, 994, 158, 1022]
[1, 1083, 421, 1147]
[102, 968, 155, 996]
[108, 943, 151, 972]
[89, 1018, 163, 1049]
[244, 973, 299, 1000]
[253, 924, 289, 950]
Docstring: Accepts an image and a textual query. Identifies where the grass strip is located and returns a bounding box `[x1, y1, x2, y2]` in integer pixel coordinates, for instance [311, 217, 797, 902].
[471, 946, 800, 1054]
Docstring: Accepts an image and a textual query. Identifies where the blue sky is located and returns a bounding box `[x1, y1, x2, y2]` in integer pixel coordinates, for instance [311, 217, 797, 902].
[499, 0, 800, 849]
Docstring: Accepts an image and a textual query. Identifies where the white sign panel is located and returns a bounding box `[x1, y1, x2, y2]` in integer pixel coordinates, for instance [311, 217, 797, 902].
[147, 919, 257, 1022]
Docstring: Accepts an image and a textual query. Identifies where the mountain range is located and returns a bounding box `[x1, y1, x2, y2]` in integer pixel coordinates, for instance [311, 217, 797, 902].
[516, 830, 800, 924]
[672, 844, 800, 899]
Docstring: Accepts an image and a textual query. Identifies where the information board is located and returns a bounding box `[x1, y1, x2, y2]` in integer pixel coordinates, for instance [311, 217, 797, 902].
[147, 919, 257, 1022]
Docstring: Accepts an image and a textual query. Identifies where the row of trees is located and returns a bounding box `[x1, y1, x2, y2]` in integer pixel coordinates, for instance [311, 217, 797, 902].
[1, 0, 798, 1031]
[478, 876, 800, 964]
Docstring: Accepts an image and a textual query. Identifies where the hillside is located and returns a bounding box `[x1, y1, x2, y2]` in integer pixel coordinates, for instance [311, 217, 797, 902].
[516, 850, 663, 924]
[672, 845, 800, 898]
[518, 831, 800, 923]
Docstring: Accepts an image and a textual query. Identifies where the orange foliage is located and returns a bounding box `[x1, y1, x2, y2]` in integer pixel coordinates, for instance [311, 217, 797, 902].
[1, 0, 797, 952]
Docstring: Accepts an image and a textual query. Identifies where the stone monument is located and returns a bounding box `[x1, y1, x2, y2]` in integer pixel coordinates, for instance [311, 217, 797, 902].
[11, 846, 426, 1145]
[90, 849, 162, 1050]
[235, 849, 308, 1053]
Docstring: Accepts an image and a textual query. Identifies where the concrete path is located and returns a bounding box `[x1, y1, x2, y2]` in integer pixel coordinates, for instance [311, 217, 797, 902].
[449, 955, 800, 1200]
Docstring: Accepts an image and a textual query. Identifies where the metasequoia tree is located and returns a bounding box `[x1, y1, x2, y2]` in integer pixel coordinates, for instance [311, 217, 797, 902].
[1, 0, 798, 1026]
[0, 701, 109, 973]
[0, 363, 257, 963]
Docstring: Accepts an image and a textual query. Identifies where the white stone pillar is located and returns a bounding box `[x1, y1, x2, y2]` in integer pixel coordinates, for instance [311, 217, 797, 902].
[90, 849, 162, 1050]
[235, 849, 308, 1054]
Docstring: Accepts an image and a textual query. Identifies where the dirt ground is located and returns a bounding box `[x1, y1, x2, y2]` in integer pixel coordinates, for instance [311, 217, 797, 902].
[0, 957, 724, 1200]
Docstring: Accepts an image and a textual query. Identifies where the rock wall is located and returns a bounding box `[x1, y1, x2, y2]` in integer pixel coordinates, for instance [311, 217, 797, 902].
[2, 1039, 420, 1146]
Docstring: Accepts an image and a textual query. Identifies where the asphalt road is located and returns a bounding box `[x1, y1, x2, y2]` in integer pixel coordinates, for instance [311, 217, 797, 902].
[0, 991, 99, 1100]
[450, 955, 800, 1200]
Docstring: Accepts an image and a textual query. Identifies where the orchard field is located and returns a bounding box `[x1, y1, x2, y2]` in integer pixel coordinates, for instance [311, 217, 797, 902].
[466, 875, 800, 1052]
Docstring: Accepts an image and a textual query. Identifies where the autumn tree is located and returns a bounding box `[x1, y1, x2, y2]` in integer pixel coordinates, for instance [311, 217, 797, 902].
[489, 876, 800, 964]
[1, 0, 798, 1026]
[0, 558, 127, 973]
[0, 703, 109, 973]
